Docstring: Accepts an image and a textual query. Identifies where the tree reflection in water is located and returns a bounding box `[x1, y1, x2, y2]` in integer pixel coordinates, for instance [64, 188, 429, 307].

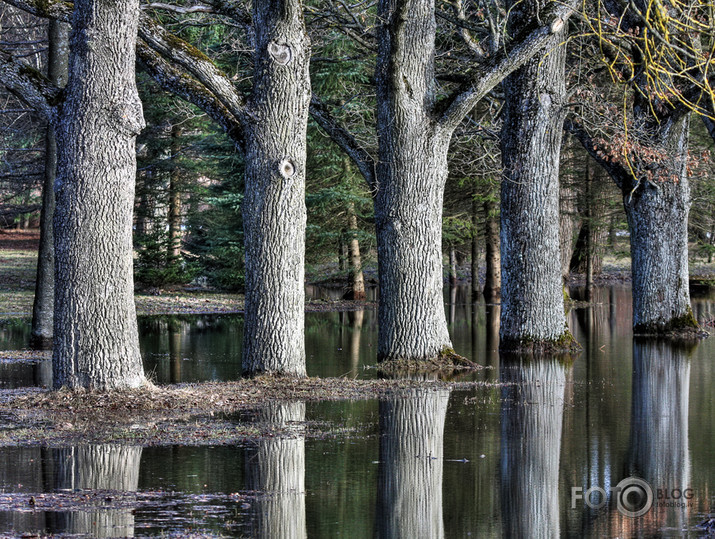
[49, 444, 142, 537]
[376, 383, 451, 538]
[246, 401, 306, 539]
[500, 355, 569, 539]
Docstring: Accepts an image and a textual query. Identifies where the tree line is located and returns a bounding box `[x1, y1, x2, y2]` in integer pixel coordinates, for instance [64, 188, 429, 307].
[0, 0, 713, 389]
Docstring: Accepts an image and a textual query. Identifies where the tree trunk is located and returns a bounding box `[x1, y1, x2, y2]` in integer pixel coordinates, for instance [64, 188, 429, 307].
[500, 358, 567, 538]
[168, 124, 183, 260]
[625, 116, 695, 334]
[246, 402, 306, 539]
[483, 197, 501, 301]
[500, 2, 573, 351]
[242, 0, 310, 377]
[448, 244, 458, 286]
[347, 202, 365, 300]
[559, 142, 578, 284]
[376, 387, 450, 538]
[471, 198, 480, 302]
[53, 0, 146, 389]
[31, 20, 69, 350]
[374, 0, 453, 361]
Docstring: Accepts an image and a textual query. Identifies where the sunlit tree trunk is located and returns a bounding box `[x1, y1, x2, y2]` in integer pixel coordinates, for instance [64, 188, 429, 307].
[376, 387, 450, 538]
[500, 357, 567, 538]
[483, 198, 501, 301]
[31, 20, 69, 350]
[471, 199, 480, 301]
[500, 0, 572, 351]
[53, 0, 146, 389]
[246, 402, 306, 539]
[167, 124, 183, 260]
[242, 0, 310, 376]
[347, 202, 366, 300]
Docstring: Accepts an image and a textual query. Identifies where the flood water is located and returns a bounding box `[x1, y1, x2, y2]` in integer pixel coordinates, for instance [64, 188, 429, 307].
[0, 285, 714, 537]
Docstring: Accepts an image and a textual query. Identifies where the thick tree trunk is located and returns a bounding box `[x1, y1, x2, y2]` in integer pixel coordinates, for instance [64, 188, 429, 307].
[246, 402, 306, 539]
[625, 116, 695, 334]
[347, 202, 365, 300]
[53, 0, 146, 389]
[376, 387, 450, 538]
[242, 0, 310, 376]
[500, 358, 567, 538]
[375, 0, 453, 362]
[483, 198, 501, 301]
[31, 20, 69, 350]
[168, 124, 183, 260]
[500, 3, 573, 351]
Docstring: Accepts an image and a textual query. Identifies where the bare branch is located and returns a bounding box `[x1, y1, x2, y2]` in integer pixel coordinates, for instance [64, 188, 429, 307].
[309, 95, 377, 192]
[0, 47, 61, 124]
[1, 0, 72, 21]
[142, 3, 214, 14]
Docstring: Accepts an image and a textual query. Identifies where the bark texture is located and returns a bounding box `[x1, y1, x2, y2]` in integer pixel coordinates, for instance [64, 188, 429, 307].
[242, 0, 310, 376]
[246, 402, 306, 539]
[376, 387, 450, 538]
[483, 198, 501, 300]
[347, 201, 366, 300]
[31, 20, 69, 349]
[500, 358, 567, 538]
[374, 0, 452, 361]
[53, 0, 146, 389]
[500, 1, 571, 350]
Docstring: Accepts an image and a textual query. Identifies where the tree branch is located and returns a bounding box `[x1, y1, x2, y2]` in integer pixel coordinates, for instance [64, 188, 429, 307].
[0, 47, 61, 124]
[564, 118, 630, 191]
[142, 3, 214, 14]
[137, 40, 244, 148]
[437, 0, 578, 134]
[309, 95, 377, 192]
[1, 0, 72, 21]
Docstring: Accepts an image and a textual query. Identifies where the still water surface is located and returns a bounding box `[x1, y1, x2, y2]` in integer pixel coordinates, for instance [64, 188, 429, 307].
[0, 285, 713, 537]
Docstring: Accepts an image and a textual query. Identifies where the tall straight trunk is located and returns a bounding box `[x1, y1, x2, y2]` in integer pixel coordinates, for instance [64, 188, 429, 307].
[483, 197, 501, 301]
[168, 124, 183, 260]
[31, 20, 69, 349]
[242, 0, 310, 376]
[375, 0, 453, 361]
[500, 2, 573, 351]
[448, 244, 458, 286]
[626, 115, 695, 334]
[53, 0, 146, 389]
[559, 143, 578, 284]
[347, 202, 365, 300]
[471, 198, 480, 301]
[376, 387, 450, 538]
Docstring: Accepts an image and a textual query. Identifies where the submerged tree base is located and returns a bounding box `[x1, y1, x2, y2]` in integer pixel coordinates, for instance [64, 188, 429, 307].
[499, 330, 582, 355]
[633, 307, 709, 340]
[376, 347, 480, 377]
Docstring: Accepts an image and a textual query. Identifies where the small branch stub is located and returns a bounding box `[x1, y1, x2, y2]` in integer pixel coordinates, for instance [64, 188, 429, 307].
[268, 41, 292, 65]
[279, 158, 296, 179]
[550, 17, 564, 34]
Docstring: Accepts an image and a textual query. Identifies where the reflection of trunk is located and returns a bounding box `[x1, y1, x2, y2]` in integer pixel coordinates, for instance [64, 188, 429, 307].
[485, 304, 500, 379]
[347, 202, 366, 300]
[629, 339, 691, 529]
[168, 318, 182, 384]
[349, 309, 364, 373]
[31, 20, 70, 349]
[51, 445, 142, 538]
[246, 402, 306, 539]
[376, 387, 450, 539]
[500, 357, 567, 538]
[500, 1, 570, 349]
[448, 285, 457, 326]
[483, 198, 501, 301]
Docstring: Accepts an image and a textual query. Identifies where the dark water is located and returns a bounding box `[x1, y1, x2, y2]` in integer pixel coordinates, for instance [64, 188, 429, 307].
[0, 285, 714, 537]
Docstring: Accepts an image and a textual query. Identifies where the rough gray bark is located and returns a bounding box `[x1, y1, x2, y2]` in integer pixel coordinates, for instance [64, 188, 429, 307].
[168, 124, 183, 260]
[241, 0, 309, 377]
[31, 19, 69, 350]
[500, 358, 567, 538]
[246, 402, 306, 539]
[500, 1, 573, 351]
[470, 199, 480, 301]
[376, 387, 450, 538]
[52, 0, 146, 389]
